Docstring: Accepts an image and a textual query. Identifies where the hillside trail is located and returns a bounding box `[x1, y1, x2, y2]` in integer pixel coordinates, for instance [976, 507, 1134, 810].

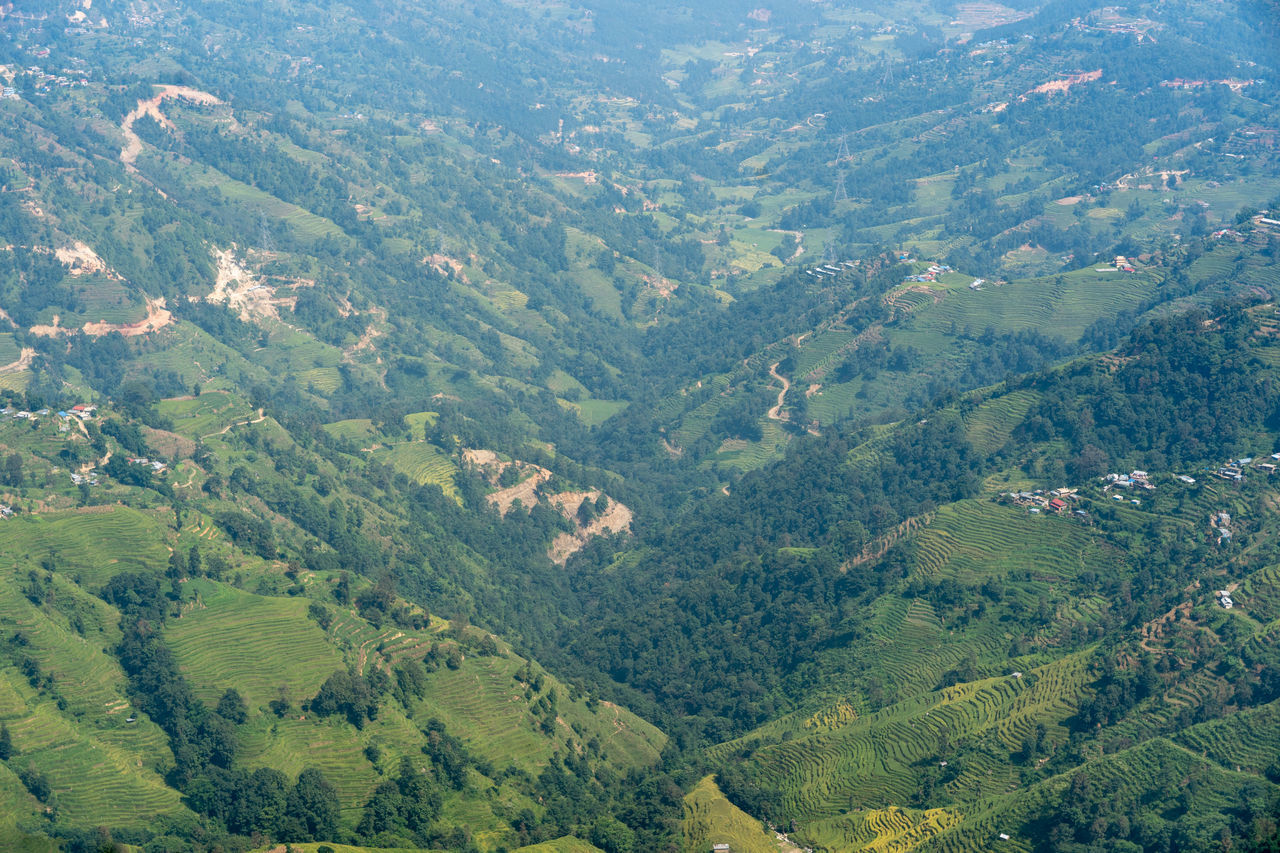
[767, 361, 790, 421]
[81, 449, 110, 475]
[201, 408, 266, 439]
[120, 86, 223, 170]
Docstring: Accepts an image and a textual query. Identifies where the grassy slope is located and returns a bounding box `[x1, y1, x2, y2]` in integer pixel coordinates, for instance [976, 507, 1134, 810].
[683, 775, 796, 853]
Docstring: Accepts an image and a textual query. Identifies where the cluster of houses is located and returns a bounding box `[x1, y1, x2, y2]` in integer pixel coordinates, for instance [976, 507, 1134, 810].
[2, 406, 51, 422]
[1216, 589, 1235, 609]
[1112, 255, 1137, 273]
[5, 64, 89, 96]
[1104, 470, 1155, 492]
[69, 471, 99, 487]
[4, 404, 100, 427]
[904, 263, 953, 284]
[1004, 487, 1084, 516]
[1210, 453, 1280, 482]
[1, 404, 97, 425]
[0, 504, 13, 519]
[126, 457, 167, 473]
[804, 260, 857, 278]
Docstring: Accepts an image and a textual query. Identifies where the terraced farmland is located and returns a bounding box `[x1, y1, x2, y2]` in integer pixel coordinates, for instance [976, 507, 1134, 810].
[919, 268, 1160, 342]
[735, 654, 1093, 821]
[794, 327, 856, 378]
[516, 837, 605, 853]
[805, 806, 962, 853]
[1173, 698, 1280, 774]
[164, 581, 343, 710]
[0, 577, 127, 716]
[158, 391, 257, 439]
[961, 389, 1041, 456]
[0, 671, 187, 830]
[0, 507, 170, 588]
[682, 775, 795, 853]
[322, 418, 376, 442]
[909, 500, 1100, 585]
[371, 441, 459, 500]
[411, 653, 664, 776]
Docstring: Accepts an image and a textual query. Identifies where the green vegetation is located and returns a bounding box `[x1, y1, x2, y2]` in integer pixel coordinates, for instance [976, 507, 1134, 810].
[0, 0, 1279, 850]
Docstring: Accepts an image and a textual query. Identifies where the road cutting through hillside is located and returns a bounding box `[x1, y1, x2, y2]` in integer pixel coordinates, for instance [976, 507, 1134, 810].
[767, 361, 790, 421]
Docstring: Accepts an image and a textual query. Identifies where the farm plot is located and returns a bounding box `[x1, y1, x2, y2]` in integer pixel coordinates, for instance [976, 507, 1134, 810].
[411, 653, 664, 777]
[163, 581, 342, 710]
[370, 441, 459, 500]
[742, 654, 1093, 821]
[158, 391, 257, 439]
[804, 805, 962, 853]
[0, 507, 170, 588]
[0, 671, 186, 829]
[516, 838, 605, 853]
[683, 775, 797, 853]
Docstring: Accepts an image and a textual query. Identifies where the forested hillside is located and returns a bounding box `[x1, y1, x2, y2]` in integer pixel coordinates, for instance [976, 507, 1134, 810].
[0, 0, 1279, 850]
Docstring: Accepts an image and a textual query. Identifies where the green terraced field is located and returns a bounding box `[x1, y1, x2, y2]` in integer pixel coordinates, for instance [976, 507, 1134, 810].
[918, 267, 1161, 342]
[714, 418, 789, 472]
[1173, 698, 1280, 774]
[410, 652, 665, 777]
[909, 500, 1101, 585]
[300, 366, 342, 393]
[403, 410, 438, 436]
[805, 805, 962, 852]
[158, 391, 257, 439]
[794, 328, 857, 378]
[212, 173, 347, 243]
[0, 334, 19, 365]
[917, 736, 1277, 853]
[371, 441, 459, 500]
[239, 709, 406, 825]
[721, 653, 1093, 822]
[164, 581, 344, 710]
[0, 506, 171, 588]
[516, 837, 604, 853]
[0, 577, 130, 717]
[0, 670, 188, 830]
[682, 775, 791, 853]
[251, 843, 432, 853]
[133, 322, 272, 391]
[323, 418, 376, 442]
[961, 389, 1041, 457]
[566, 398, 629, 427]
[806, 378, 864, 426]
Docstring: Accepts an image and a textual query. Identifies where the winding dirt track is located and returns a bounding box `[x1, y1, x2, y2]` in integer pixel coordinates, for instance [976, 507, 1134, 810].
[767, 361, 790, 421]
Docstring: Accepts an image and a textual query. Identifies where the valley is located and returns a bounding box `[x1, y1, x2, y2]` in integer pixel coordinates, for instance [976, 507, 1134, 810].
[0, 0, 1277, 851]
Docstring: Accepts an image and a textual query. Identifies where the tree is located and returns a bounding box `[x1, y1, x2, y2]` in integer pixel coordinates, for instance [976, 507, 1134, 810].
[2, 452, 23, 488]
[0, 722, 13, 760]
[285, 768, 340, 841]
[216, 688, 249, 725]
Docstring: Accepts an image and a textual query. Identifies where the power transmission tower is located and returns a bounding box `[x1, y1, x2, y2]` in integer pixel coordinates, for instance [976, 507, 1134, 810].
[836, 133, 851, 161]
[259, 213, 274, 254]
[833, 171, 849, 204]
[823, 239, 837, 264]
